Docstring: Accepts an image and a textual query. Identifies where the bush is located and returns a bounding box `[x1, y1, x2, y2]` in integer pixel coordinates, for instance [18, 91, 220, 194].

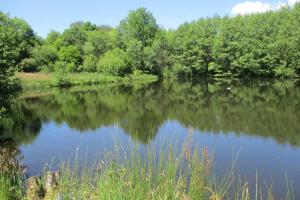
[126, 39, 144, 71]
[30, 45, 58, 72]
[18, 58, 38, 72]
[162, 68, 176, 78]
[208, 62, 223, 77]
[55, 71, 71, 87]
[144, 32, 170, 76]
[81, 55, 98, 72]
[171, 62, 192, 77]
[97, 48, 130, 76]
[58, 45, 82, 72]
[53, 61, 65, 72]
[273, 66, 296, 78]
[127, 70, 158, 84]
[53, 62, 71, 87]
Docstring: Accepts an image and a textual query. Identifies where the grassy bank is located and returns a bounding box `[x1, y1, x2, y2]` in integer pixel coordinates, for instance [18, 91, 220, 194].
[16, 72, 158, 89]
[43, 150, 294, 200]
[50, 148, 221, 200]
[0, 144, 295, 200]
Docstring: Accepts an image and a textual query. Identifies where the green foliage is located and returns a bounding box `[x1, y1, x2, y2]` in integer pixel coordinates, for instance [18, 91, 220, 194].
[52, 61, 66, 72]
[18, 58, 37, 72]
[58, 45, 82, 72]
[171, 62, 192, 77]
[0, 146, 25, 200]
[127, 70, 158, 84]
[0, 12, 36, 83]
[273, 66, 296, 77]
[2, 144, 288, 200]
[81, 55, 98, 72]
[144, 32, 171, 75]
[0, 13, 18, 78]
[118, 7, 158, 47]
[2, 5, 300, 79]
[208, 62, 222, 76]
[126, 39, 144, 70]
[45, 31, 61, 45]
[9, 79, 300, 146]
[17, 72, 158, 89]
[54, 65, 71, 87]
[84, 30, 117, 57]
[0, 176, 10, 200]
[0, 77, 21, 119]
[61, 22, 87, 47]
[97, 48, 130, 76]
[170, 5, 300, 77]
[172, 18, 220, 76]
[22, 45, 59, 72]
[34, 45, 58, 66]
[31, 145, 221, 200]
[9, 17, 38, 70]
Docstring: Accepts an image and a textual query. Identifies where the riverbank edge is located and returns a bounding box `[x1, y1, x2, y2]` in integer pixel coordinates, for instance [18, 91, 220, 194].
[16, 72, 159, 89]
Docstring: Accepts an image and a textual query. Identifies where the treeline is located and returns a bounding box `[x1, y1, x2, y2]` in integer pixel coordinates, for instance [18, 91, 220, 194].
[1, 4, 300, 80]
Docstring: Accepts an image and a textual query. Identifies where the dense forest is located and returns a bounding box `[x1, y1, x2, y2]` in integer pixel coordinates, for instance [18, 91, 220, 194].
[1, 4, 300, 84]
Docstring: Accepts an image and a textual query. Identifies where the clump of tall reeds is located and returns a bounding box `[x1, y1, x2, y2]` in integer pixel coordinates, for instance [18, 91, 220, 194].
[0, 140, 295, 199]
[41, 141, 295, 200]
[0, 146, 25, 200]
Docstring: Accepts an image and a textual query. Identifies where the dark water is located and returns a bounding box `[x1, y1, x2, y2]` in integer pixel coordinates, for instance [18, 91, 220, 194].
[1, 79, 300, 198]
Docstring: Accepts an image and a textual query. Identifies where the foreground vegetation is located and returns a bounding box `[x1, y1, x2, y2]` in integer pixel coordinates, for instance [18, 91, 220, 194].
[0, 143, 295, 200]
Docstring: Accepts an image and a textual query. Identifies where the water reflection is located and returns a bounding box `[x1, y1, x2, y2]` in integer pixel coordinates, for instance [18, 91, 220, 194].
[0, 83, 26, 199]
[1, 79, 300, 146]
[1, 79, 300, 198]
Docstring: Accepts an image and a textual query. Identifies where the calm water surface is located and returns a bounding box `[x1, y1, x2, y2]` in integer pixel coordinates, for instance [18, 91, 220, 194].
[1, 79, 300, 198]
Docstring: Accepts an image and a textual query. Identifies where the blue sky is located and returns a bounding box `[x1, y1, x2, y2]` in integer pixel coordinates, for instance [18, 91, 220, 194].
[0, 0, 296, 37]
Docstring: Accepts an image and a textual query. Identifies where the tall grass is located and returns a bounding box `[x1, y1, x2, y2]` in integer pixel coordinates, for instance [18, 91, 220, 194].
[40, 143, 294, 200]
[0, 147, 25, 200]
[0, 143, 295, 199]
[45, 145, 219, 200]
[0, 175, 11, 200]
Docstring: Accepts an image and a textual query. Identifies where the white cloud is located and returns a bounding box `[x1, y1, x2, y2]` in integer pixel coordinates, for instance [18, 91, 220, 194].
[231, 0, 299, 15]
[231, 1, 272, 15]
[288, 0, 300, 5]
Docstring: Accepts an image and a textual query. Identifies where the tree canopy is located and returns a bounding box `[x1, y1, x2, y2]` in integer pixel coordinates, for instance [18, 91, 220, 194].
[1, 5, 300, 80]
[118, 7, 159, 47]
[0, 12, 37, 80]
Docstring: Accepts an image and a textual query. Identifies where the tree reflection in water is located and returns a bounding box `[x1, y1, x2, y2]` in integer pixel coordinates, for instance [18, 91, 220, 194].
[1, 79, 299, 147]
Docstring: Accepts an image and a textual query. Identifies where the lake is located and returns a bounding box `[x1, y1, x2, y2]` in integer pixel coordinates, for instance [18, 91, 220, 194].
[1, 79, 300, 199]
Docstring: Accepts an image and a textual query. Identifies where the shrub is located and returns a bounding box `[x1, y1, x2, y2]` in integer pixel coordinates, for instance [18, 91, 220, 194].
[171, 62, 192, 77]
[126, 39, 144, 71]
[58, 45, 82, 72]
[81, 55, 98, 72]
[18, 58, 38, 72]
[31, 45, 58, 71]
[97, 48, 130, 76]
[53, 62, 71, 87]
[273, 66, 296, 78]
[55, 72, 71, 87]
[208, 62, 223, 77]
[162, 68, 176, 78]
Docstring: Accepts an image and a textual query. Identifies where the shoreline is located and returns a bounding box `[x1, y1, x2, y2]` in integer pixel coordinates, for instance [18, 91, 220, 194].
[16, 72, 159, 89]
